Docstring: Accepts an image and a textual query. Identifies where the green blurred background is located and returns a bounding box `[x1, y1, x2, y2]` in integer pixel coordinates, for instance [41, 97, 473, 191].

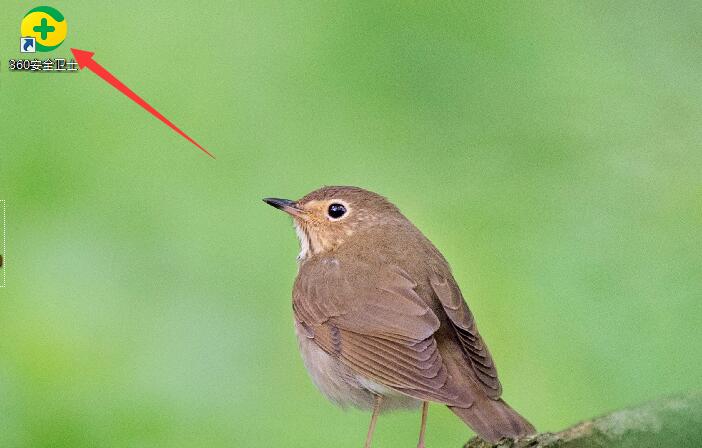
[1, 1, 701, 447]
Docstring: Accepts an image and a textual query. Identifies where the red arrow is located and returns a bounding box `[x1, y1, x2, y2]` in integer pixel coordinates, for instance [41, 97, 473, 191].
[70, 48, 215, 159]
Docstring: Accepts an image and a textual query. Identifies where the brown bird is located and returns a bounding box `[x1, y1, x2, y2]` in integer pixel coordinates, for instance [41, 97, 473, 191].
[263, 186, 535, 447]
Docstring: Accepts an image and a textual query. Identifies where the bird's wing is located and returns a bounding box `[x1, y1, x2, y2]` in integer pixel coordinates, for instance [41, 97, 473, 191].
[293, 261, 471, 406]
[430, 274, 502, 398]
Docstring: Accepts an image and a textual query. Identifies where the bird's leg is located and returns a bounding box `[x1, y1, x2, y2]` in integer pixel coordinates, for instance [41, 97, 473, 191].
[417, 401, 429, 448]
[364, 394, 383, 448]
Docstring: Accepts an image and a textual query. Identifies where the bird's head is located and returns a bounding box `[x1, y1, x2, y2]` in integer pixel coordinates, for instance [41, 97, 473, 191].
[263, 186, 405, 259]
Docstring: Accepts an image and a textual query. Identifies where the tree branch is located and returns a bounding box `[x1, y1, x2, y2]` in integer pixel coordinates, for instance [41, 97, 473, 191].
[465, 392, 702, 448]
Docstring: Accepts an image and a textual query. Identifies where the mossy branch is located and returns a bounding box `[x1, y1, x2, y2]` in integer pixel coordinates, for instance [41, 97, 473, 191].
[465, 392, 702, 448]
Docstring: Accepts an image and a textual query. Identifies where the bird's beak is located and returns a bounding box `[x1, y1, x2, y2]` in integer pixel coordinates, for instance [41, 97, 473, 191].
[263, 198, 306, 218]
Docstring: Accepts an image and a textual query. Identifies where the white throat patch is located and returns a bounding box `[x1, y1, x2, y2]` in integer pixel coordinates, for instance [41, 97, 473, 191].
[294, 222, 311, 260]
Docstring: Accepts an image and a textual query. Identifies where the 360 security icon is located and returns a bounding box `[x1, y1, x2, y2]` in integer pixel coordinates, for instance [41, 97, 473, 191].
[20, 6, 67, 53]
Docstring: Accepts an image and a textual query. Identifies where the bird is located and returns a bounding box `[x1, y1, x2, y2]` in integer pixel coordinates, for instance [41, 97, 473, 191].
[263, 186, 536, 447]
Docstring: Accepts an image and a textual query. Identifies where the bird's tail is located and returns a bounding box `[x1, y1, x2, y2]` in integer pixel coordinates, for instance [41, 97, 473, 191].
[449, 398, 536, 443]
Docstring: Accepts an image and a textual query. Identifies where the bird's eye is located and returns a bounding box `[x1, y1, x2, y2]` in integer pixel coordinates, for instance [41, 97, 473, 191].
[327, 203, 347, 219]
